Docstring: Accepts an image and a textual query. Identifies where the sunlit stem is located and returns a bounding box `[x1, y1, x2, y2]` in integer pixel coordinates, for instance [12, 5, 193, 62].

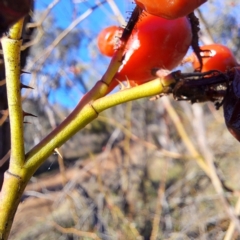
[25, 78, 167, 173]
[1, 19, 25, 171]
[0, 18, 26, 240]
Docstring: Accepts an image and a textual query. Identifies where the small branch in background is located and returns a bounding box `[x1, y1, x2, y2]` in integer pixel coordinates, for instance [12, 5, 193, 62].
[22, 0, 60, 51]
[196, 9, 214, 44]
[0, 110, 8, 126]
[150, 160, 168, 240]
[2, 19, 25, 168]
[107, 0, 126, 25]
[105, 195, 142, 239]
[120, 102, 132, 210]
[0, 80, 5, 86]
[52, 221, 101, 240]
[0, 150, 10, 168]
[28, 0, 108, 72]
[224, 197, 240, 240]
[24, 76, 168, 176]
[161, 97, 210, 175]
[55, 147, 80, 225]
[97, 115, 194, 160]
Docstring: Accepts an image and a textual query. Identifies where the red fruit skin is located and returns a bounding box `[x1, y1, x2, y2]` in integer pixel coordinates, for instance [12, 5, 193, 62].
[191, 44, 238, 72]
[223, 68, 240, 141]
[97, 26, 122, 57]
[0, 0, 32, 35]
[135, 0, 207, 19]
[114, 14, 192, 86]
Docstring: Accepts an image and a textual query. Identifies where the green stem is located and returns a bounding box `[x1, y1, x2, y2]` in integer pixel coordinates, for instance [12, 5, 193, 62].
[0, 18, 25, 240]
[25, 78, 166, 173]
[8, 18, 24, 40]
[1, 20, 25, 171]
[0, 171, 28, 240]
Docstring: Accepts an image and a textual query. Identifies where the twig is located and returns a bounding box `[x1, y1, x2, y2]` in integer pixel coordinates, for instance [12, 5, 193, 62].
[21, 0, 60, 51]
[150, 160, 168, 240]
[28, 1, 107, 72]
[55, 148, 80, 225]
[161, 97, 210, 175]
[0, 110, 9, 126]
[0, 150, 10, 168]
[121, 102, 132, 195]
[97, 115, 190, 160]
[52, 221, 101, 240]
[196, 9, 214, 44]
[24, 75, 168, 168]
[107, 0, 126, 25]
[224, 197, 240, 240]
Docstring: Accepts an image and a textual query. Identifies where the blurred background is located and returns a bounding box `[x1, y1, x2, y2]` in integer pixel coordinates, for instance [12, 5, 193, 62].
[6, 0, 240, 239]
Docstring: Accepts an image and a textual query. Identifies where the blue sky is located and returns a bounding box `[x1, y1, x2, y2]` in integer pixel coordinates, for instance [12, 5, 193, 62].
[32, 0, 131, 108]
[35, 0, 126, 31]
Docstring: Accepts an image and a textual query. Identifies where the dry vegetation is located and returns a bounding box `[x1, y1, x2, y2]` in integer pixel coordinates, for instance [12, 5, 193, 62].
[9, 98, 240, 240]
[1, 0, 240, 239]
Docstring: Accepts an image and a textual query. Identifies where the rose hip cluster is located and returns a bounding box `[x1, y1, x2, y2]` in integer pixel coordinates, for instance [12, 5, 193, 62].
[97, 1, 240, 142]
[97, 1, 237, 88]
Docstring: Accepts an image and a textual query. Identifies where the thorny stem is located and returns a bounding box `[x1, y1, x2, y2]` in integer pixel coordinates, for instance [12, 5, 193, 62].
[187, 12, 203, 72]
[0, 8, 145, 239]
[0, 61, 168, 240]
[25, 6, 144, 172]
[0, 19, 27, 240]
[1, 19, 25, 171]
[0, 172, 28, 240]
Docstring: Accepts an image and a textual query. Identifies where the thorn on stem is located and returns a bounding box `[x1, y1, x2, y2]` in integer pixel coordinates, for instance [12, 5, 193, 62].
[115, 78, 131, 90]
[20, 83, 33, 89]
[21, 70, 31, 75]
[54, 148, 63, 159]
[23, 111, 37, 118]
